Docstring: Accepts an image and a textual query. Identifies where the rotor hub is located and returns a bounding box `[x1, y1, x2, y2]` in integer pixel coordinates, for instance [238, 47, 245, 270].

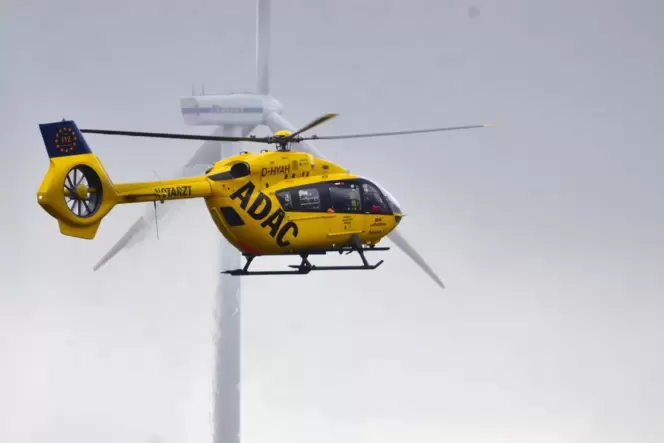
[63, 165, 103, 218]
[74, 183, 94, 199]
[273, 129, 293, 151]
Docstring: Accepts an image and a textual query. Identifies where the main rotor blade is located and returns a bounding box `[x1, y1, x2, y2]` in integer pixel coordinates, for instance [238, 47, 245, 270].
[300, 123, 494, 141]
[80, 128, 272, 144]
[387, 228, 445, 289]
[288, 113, 339, 138]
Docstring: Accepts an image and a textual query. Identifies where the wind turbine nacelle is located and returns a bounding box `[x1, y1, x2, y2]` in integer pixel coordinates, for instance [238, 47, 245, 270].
[180, 93, 283, 126]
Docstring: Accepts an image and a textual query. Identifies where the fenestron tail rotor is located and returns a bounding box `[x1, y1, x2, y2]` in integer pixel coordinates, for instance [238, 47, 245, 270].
[63, 165, 103, 218]
[80, 114, 493, 151]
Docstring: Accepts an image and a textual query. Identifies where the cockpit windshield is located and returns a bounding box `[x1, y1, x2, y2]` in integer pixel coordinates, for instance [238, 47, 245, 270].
[360, 177, 403, 214]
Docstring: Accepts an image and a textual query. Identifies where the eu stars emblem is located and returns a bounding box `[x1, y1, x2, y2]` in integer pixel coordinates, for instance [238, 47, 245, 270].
[55, 127, 78, 154]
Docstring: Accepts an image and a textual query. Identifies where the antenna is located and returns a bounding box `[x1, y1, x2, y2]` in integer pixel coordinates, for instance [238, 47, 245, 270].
[153, 201, 160, 240]
[152, 169, 162, 240]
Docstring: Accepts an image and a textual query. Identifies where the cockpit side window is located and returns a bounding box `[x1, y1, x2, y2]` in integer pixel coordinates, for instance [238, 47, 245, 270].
[360, 182, 391, 214]
[274, 182, 328, 212]
[276, 190, 293, 210]
[328, 182, 362, 213]
[297, 187, 322, 210]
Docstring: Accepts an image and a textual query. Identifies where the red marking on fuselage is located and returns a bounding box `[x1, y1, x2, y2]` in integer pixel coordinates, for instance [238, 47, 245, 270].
[237, 241, 260, 255]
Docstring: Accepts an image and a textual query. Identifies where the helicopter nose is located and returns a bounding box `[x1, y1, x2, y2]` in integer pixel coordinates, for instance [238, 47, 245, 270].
[382, 186, 403, 214]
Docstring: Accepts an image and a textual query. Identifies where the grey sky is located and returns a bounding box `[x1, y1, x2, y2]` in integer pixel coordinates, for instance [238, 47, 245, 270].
[2, 0, 664, 442]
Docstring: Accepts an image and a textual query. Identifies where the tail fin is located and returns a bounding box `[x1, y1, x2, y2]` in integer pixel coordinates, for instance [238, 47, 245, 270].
[37, 120, 119, 239]
[39, 120, 93, 158]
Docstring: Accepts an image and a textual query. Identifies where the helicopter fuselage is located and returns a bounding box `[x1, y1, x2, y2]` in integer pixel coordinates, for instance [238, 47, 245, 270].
[202, 150, 403, 255]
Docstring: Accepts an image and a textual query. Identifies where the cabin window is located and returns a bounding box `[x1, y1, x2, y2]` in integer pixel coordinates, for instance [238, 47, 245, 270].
[360, 182, 391, 214]
[276, 190, 293, 210]
[328, 182, 362, 213]
[275, 183, 328, 212]
[278, 179, 399, 214]
[297, 187, 321, 210]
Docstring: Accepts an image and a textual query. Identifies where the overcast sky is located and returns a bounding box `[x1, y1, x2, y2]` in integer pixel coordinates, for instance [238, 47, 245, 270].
[2, 0, 664, 442]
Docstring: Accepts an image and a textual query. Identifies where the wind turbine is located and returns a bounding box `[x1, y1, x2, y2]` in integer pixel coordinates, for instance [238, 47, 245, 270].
[91, 0, 446, 442]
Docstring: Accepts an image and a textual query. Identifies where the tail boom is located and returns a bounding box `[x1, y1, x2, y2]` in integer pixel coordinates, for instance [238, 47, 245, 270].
[114, 177, 211, 203]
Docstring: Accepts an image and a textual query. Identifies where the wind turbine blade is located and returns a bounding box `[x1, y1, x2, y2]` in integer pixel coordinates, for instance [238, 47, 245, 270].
[256, 0, 270, 94]
[185, 126, 242, 169]
[91, 125, 255, 271]
[387, 228, 445, 289]
[93, 217, 148, 271]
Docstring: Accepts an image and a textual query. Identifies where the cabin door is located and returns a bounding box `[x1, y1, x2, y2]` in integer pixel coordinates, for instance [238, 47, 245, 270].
[326, 181, 363, 242]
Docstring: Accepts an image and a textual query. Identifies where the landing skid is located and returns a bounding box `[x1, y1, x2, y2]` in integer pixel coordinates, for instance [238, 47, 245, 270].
[222, 236, 389, 276]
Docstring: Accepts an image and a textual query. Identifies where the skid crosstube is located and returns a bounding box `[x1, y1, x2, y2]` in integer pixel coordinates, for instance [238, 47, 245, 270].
[222, 236, 389, 276]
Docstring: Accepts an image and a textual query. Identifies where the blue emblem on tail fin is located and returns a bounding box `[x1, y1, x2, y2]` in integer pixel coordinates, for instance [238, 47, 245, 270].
[39, 120, 92, 158]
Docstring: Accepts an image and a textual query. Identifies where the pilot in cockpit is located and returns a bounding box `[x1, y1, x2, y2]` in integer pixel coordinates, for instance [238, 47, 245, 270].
[362, 184, 385, 213]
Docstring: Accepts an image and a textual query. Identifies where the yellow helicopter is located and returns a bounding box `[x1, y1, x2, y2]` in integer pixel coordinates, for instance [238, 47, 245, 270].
[36, 113, 491, 276]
